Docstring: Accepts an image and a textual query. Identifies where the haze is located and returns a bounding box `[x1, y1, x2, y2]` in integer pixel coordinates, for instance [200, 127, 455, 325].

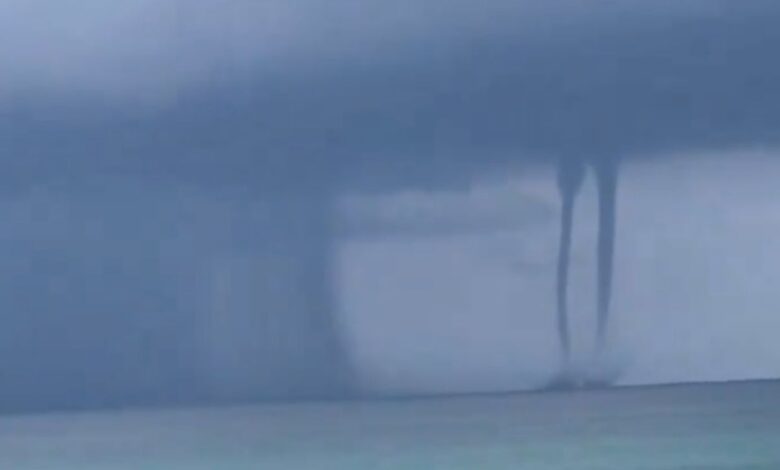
[0, 0, 778, 412]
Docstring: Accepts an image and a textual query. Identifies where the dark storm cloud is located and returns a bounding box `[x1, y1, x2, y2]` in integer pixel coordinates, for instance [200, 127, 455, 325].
[2, 0, 780, 410]
[0, 0, 716, 102]
[3, 0, 778, 193]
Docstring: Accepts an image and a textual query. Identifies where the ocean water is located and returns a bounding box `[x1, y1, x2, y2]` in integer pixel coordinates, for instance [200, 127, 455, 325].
[3, 380, 779, 469]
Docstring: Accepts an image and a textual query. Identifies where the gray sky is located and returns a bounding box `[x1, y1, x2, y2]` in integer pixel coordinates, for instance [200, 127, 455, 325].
[3, 0, 778, 195]
[0, 0, 728, 106]
[2, 0, 780, 411]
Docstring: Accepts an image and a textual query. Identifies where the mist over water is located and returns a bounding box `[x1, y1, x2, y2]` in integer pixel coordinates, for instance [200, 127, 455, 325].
[340, 152, 780, 394]
[1, 151, 779, 410]
[0, 151, 779, 410]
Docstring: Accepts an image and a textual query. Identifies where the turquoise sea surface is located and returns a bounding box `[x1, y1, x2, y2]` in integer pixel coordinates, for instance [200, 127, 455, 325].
[3, 381, 779, 469]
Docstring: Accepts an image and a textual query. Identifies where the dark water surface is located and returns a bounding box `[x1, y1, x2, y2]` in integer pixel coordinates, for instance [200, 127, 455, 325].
[2, 380, 779, 469]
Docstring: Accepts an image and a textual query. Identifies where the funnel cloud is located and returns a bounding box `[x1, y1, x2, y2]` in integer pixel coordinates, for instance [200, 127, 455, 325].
[0, 1, 779, 411]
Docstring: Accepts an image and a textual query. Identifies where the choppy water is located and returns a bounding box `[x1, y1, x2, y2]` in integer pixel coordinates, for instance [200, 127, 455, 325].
[2, 380, 779, 469]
